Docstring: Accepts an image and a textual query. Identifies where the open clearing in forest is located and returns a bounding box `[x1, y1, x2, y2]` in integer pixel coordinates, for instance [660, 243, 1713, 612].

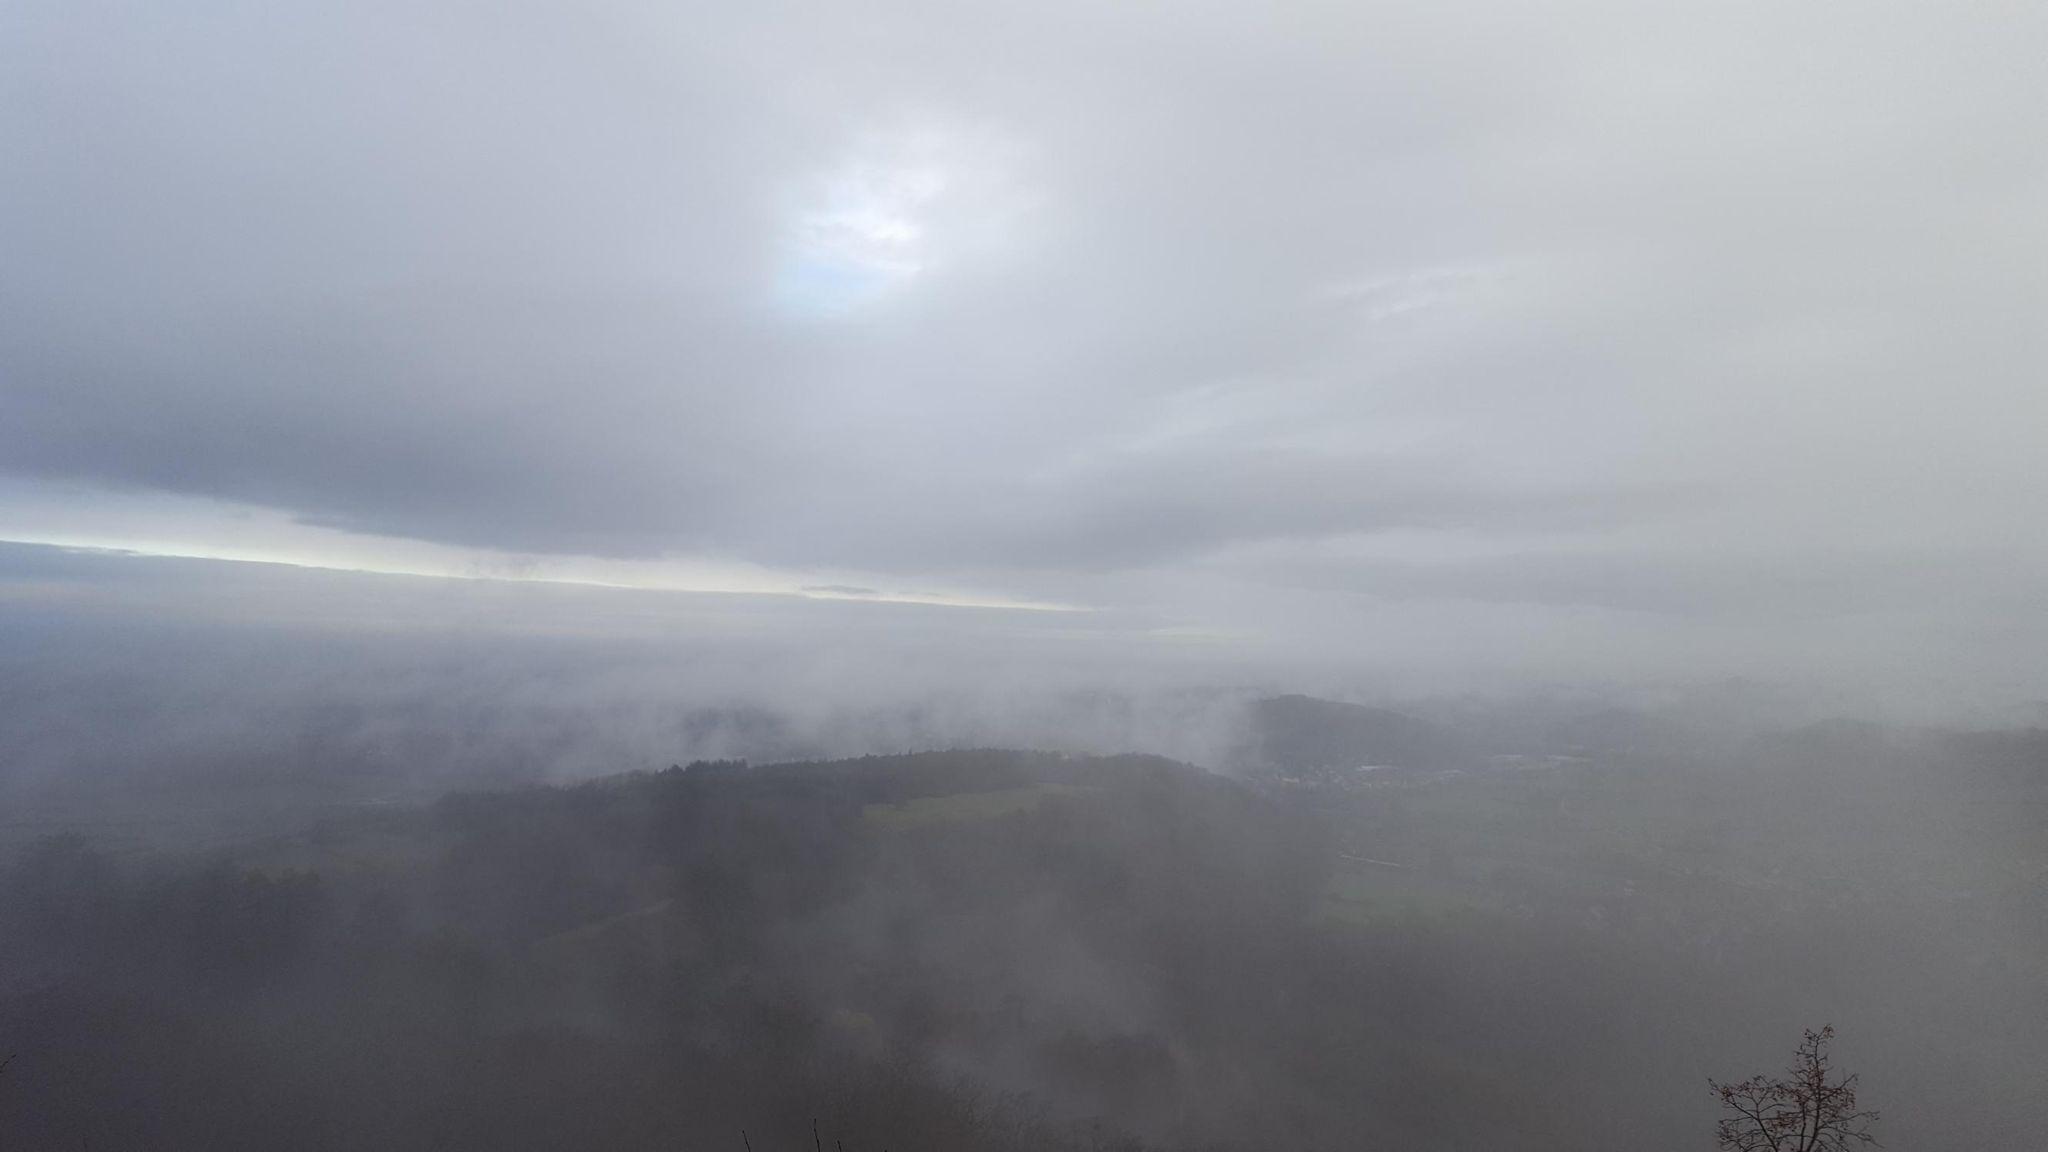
[862, 783, 1097, 830]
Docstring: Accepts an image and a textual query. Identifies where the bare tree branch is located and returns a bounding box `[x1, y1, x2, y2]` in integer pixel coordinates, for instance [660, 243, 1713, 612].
[1711, 1026, 1879, 1152]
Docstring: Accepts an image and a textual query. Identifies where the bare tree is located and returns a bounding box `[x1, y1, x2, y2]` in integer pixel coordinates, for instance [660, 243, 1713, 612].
[1710, 1026, 1879, 1152]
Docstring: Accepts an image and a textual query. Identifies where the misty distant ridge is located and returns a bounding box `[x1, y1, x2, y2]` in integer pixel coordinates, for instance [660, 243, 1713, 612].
[1, 612, 2038, 796]
[1243, 694, 1475, 773]
[5, 658, 2043, 861]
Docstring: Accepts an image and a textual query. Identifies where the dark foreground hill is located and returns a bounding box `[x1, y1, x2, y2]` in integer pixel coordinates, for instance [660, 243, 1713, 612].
[2, 743, 2044, 1151]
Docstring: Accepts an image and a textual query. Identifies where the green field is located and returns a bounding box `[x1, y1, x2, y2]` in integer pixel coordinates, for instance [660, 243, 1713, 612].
[862, 783, 1097, 830]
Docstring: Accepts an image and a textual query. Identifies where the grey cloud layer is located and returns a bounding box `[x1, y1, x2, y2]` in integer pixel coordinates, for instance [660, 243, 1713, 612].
[2, 0, 2044, 644]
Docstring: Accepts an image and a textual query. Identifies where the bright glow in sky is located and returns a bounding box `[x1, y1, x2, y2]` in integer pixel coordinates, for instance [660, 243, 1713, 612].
[0, 479, 1075, 612]
[777, 121, 1031, 315]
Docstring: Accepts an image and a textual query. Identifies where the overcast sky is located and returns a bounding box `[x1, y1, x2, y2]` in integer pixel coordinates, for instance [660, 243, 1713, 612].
[2, 0, 2043, 701]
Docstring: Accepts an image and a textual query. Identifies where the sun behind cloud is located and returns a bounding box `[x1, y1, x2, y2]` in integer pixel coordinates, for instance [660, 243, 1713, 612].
[775, 117, 1035, 317]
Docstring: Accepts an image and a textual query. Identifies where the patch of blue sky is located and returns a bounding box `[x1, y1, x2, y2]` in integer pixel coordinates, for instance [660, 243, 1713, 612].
[775, 251, 896, 318]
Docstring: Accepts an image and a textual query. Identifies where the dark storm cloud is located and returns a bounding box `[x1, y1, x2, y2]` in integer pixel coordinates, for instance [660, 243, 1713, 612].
[1, 0, 2044, 663]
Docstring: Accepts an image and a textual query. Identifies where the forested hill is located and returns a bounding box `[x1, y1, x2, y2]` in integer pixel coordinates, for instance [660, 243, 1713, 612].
[0, 751, 1323, 1151]
[2, 742, 2044, 1150]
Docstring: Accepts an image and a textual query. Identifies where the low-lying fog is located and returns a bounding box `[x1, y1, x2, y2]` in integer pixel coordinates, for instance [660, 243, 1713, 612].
[6, 541, 2038, 823]
[1, 545, 2045, 1152]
